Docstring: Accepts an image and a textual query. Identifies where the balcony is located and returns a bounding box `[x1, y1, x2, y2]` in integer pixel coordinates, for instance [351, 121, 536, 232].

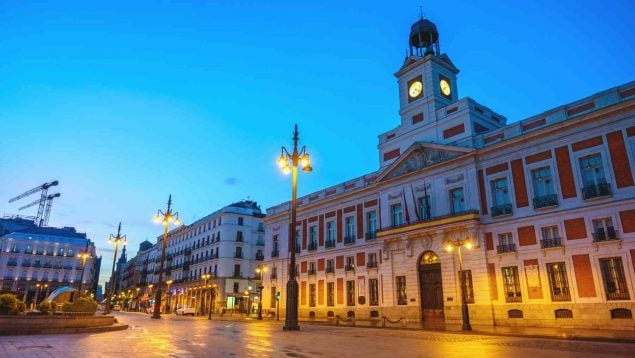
[270, 273, 277, 280]
[491, 204, 513, 217]
[21, 262, 32, 267]
[233, 271, 242, 278]
[593, 228, 618, 243]
[325, 240, 336, 248]
[365, 232, 376, 241]
[271, 250, 279, 258]
[367, 261, 378, 269]
[540, 237, 563, 249]
[295, 244, 301, 254]
[63, 265, 73, 270]
[308, 242, 318, 251]
[496, 244, 517, 254]
[234, 253, 244, 259]
[345, 264, 355, 272]
[256, 239, 265, 246]
[212, 252, 219, 259]
[325, 267, 335, 274]
[582, 183, 611, 200]
[532, 194, 558, 209]
[344, 236, 356, 244]
[255, 253, 264, 261]
[32, 262, 42, 268]
[236, 236, 244, 242]
[7, 261, 17, 267]
[308, 268, 316, 275]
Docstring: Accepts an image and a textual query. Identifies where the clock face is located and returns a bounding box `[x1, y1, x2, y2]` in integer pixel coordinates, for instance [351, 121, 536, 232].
[440, 79, 451, 97]
[408, 81, 423, 98]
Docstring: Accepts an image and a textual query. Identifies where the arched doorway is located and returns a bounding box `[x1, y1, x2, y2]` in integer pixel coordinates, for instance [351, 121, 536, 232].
[418, 251, 444, 325]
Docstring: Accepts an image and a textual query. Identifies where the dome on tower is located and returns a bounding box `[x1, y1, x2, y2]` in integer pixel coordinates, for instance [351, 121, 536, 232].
[408, 18, 440, 56]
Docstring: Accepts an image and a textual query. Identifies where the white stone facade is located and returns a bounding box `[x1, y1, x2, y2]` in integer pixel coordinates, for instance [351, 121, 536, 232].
[262, 19, 635, 330]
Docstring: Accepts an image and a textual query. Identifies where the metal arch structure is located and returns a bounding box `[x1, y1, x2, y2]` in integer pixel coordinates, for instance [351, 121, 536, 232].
[9, 180, 59, 227]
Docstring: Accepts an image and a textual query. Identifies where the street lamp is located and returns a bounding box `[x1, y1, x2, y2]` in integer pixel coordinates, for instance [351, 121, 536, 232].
[255, 264, 268, 320]
[277, 124, 312, 331]
[208, 283, 216, 320]
[444, 236, 473, 331]
[166, 279, 173, 313]
[104, 222, 127, 315]
[200, 274, 210, 316]
[77, 252, 91, 297]
[151, 194, 181, 319]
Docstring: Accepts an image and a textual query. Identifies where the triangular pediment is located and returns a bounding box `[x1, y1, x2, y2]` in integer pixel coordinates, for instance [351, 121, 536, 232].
[377, 142, 473, 182]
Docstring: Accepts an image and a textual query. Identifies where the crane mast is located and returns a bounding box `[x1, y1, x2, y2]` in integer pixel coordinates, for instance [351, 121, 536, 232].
[8, 180, 60, 227]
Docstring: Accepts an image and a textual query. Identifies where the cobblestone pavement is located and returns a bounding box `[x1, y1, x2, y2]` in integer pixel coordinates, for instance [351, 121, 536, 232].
[0, 312, 633, 357]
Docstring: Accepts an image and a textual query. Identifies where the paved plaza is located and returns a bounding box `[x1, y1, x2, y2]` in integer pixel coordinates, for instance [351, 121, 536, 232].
[0, 312, 633, 357]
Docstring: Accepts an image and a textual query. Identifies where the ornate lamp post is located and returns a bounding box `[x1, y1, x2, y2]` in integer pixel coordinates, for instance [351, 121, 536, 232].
[104, 223, 127, 315]
[77, 252, 91, 296]
[151, 195, 181, 319]
[444, 236, 473, 331]
[200, 274, 210, 316]
[255, 264, 267, 320]
[277, 124, 312, 331]
[165, 279, 173, 313]
[208, 283, 216, 320]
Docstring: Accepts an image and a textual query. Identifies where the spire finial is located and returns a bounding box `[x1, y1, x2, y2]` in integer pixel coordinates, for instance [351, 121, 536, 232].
[420, 5, 424, 19]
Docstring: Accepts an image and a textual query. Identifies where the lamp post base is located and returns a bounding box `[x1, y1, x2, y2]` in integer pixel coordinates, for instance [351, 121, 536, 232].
[283, 279, 300, 331]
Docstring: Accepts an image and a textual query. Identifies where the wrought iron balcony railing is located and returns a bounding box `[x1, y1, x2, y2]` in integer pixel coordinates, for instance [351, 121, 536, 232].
[533, 194, 558, 209]
[325, 240, 336, 248]
[593, 228, 618, 242]
[540, 237, 563, 249]
[271, 250, 279, 258]
[344, 236, 356, 244]
[491, 204, 513, 217]
[345, 264, 355, 272]
[496, 243, 517, 254]
[582, 183, 611, 200]
[365, 232, 376, 241]
[367, 261, 378, 268]
[308, 242, 318, 251]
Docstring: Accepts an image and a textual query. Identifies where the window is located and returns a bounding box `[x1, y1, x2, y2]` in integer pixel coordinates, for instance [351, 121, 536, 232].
[326, 221, 336, 246]
[396, 276, 407, 305]
[490, 178, 511, 216]
[345, 216, 355, 243]
[369, 278, 379, 306]
[599, 257, 630, 300]
[460, 270, 475, 303]
[309, 284, 316, 307]
[546, 262, 571, 301]
[233, 282, 239, 293]
[346, 281, 355, 306]
[497, 232, 515, 253]
[540, 225, 562, 248]
[367, 252, 378, 268]
[531, 166, 557, 208]
[57, 248, 64, 256]
[390, 203, 403, 227]
[501, 266, 522, 302]
[326, 259, 335, 273]
[234, 264, 241, 277]
[238, 217, 244, 226]
[236, 231, 243, 242]
[449, 188, 465, 214]
[270, 287, 277, 308]
[327, 282, 335, 306]
[592, 217, 617, 242]
[417, 195, 432, 220]
[308, 262, 316, 275]
[366, 211, 377, 240]
[345, 256, 355, 271]
[579, 154, 610, 199]
[272, 235, 279, 257]
[308, 226, 317, 250]
[295, 230, 301, 252]
[235, 247, 243, 258]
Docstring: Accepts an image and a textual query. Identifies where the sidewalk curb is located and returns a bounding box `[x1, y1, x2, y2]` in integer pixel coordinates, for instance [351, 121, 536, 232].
[0, 323, 129, 336]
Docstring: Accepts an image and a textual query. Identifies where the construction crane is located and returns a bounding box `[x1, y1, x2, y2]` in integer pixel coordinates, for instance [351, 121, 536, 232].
[18, 193, 60, 227]
[8, 180, 59, 227]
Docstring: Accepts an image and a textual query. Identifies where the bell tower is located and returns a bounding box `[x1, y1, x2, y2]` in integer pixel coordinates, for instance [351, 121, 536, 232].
[395, 16, 459, 127]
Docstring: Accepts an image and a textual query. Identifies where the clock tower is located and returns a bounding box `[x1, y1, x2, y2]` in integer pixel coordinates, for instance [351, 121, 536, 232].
[395, 17, 459, 127]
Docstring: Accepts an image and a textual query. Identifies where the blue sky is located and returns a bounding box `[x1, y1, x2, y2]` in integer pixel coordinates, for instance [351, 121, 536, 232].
[1, 0, 633, 286]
